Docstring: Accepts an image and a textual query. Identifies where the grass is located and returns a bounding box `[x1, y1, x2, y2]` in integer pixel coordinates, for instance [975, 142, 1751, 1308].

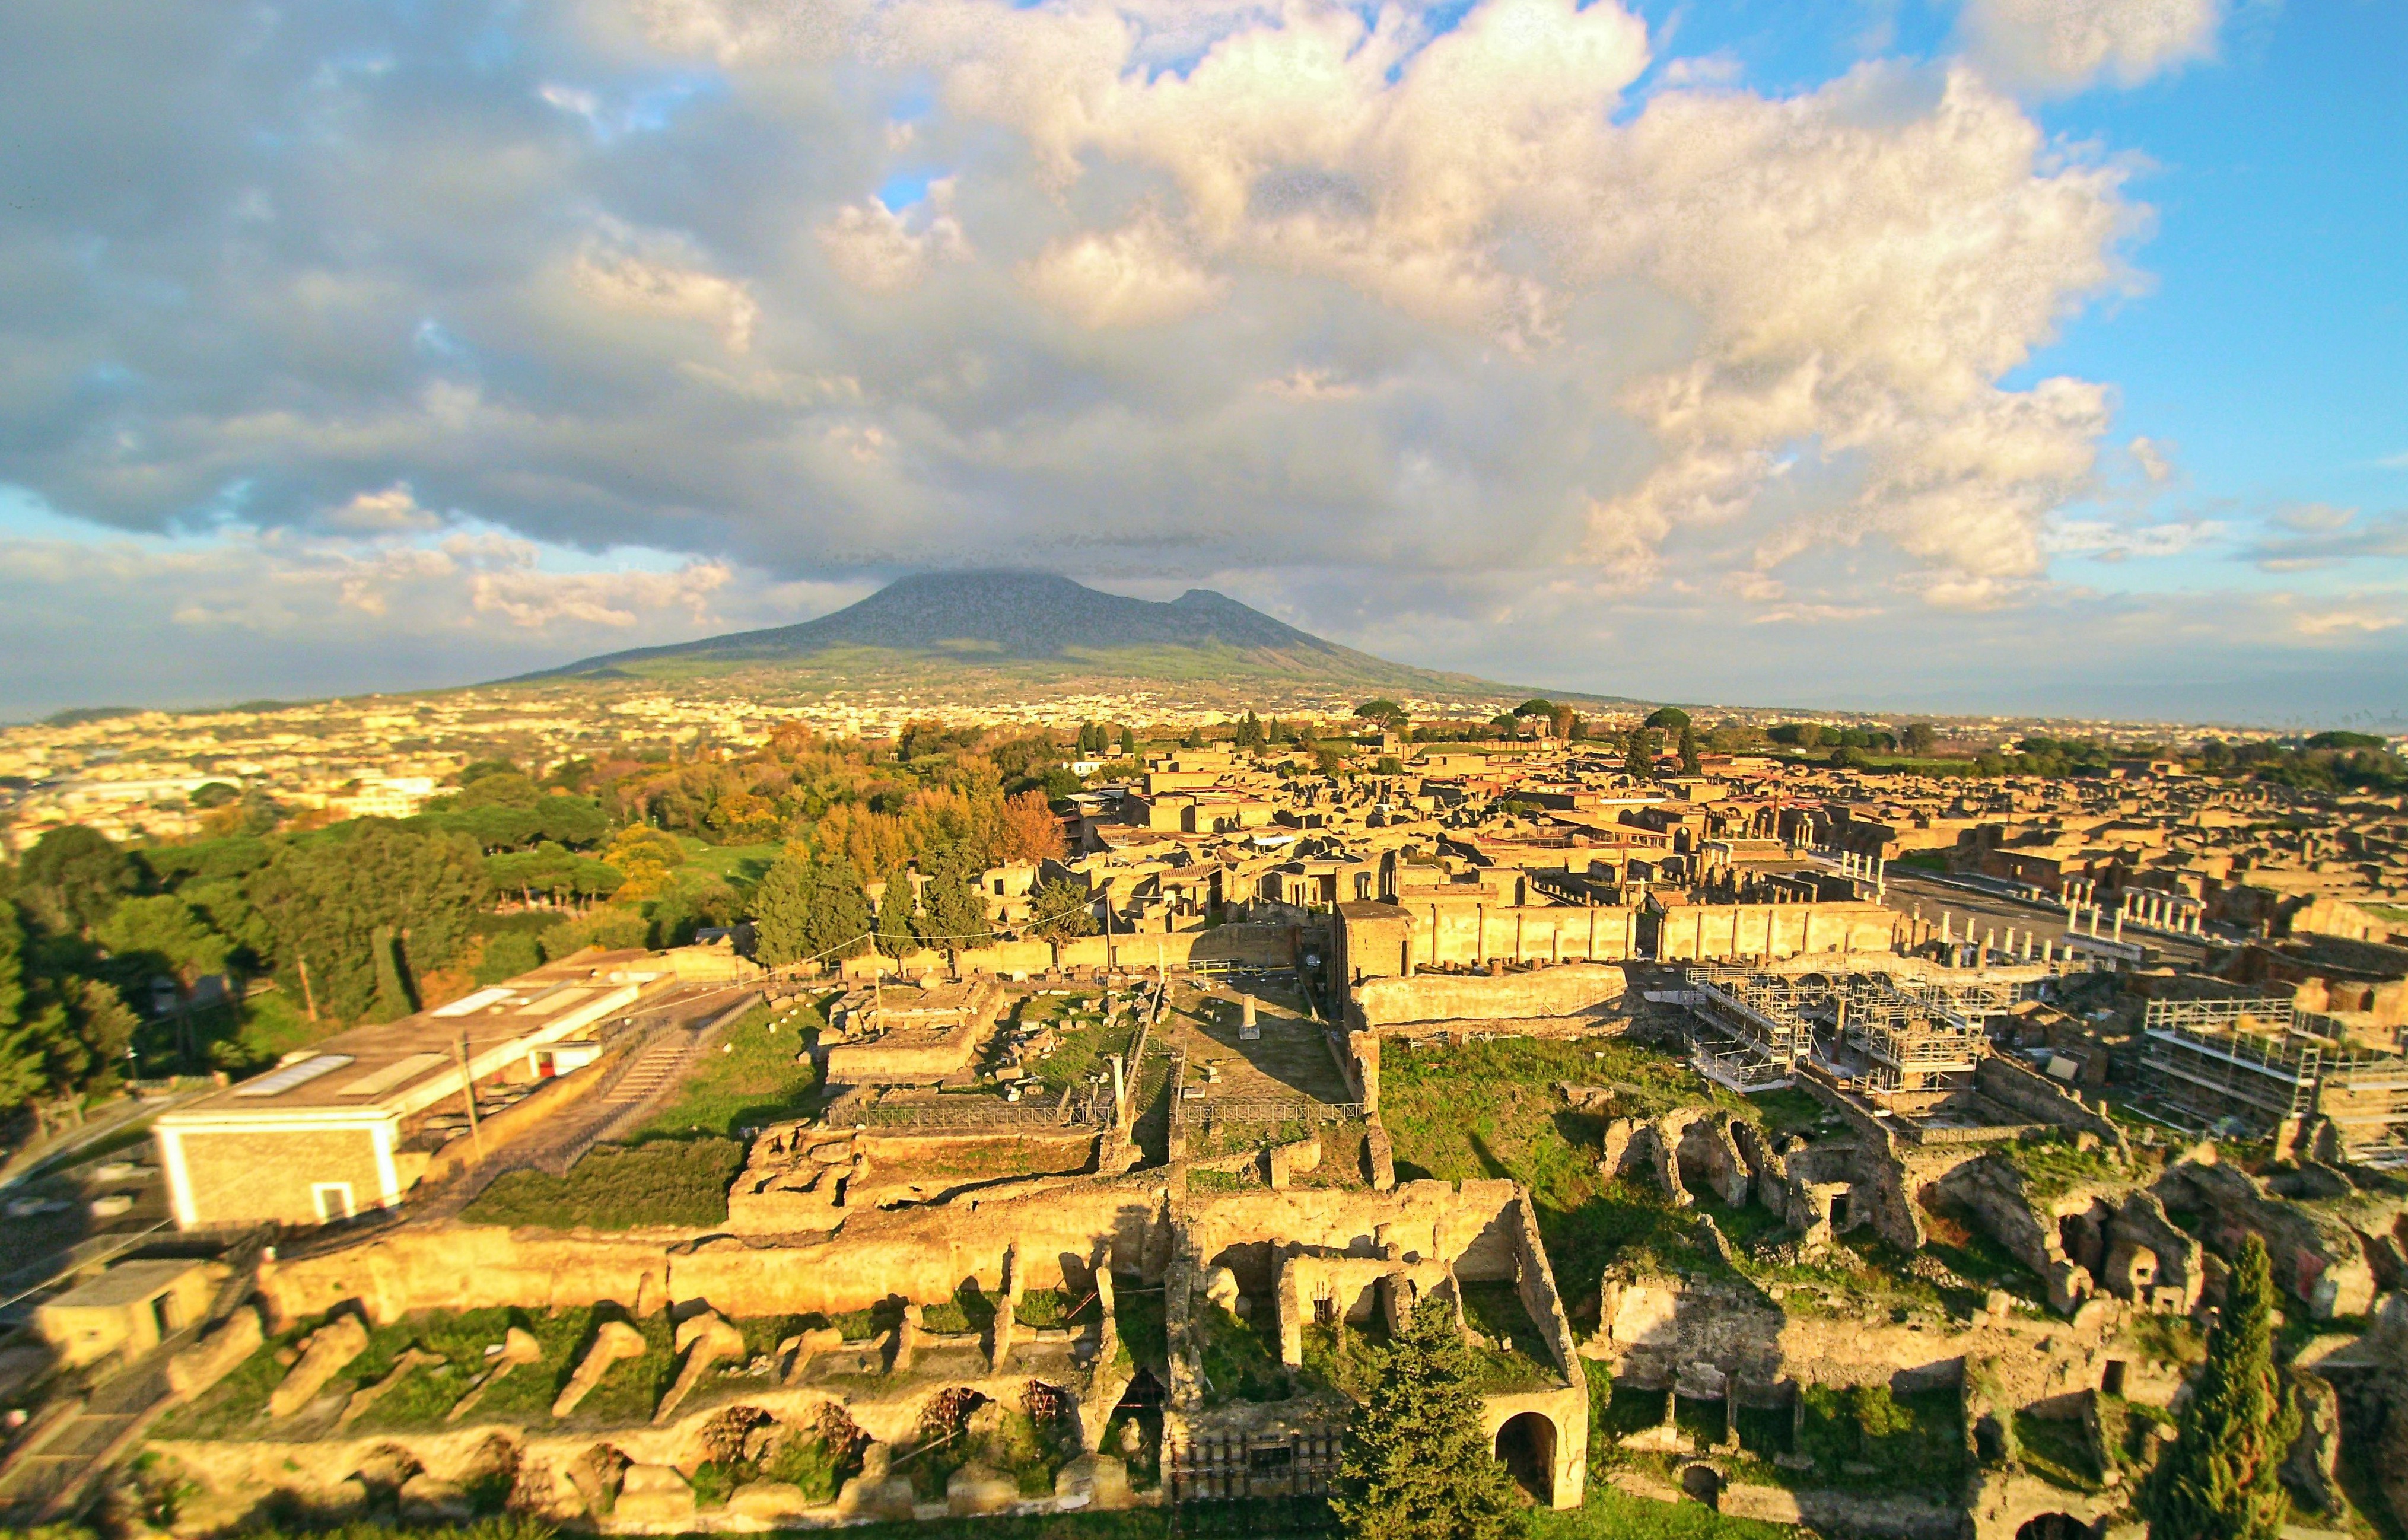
[462, 1138, 745, 1229]
[675, 837, 787, 888]
[1531, 1485, 1805, 1539]
[2012, 1408, 2098, 1491]
[1458, 1281, 1562, 1392]
[1007, 992, 1141, 1094]
[154, 1306, 683, 1440]
[631, 1002, 823, 1138]
[1382, 1036, 1741, 1325]
[1192, 1302, 1290, 1405]
[2003, 1134, 2129, 1201]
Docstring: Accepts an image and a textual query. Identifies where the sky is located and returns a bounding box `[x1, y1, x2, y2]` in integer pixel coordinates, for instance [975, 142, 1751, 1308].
[1, 0, 2403, 727]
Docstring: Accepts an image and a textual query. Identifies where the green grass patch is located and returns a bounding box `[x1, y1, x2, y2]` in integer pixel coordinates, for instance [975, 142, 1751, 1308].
[1532, 1484, 1805, 1538]
[1383, 1035, 1744, 1323]
[631, 1004, 823, 1138]
[1192, 1302, 1289, 1405]
[1458, 1280, 1561, 1392]
[676, 838, 787, 887]
[462, 1137, 744, 1229]
[152, 1307, 681, 1440]
[2004, 1135, 2129, 1201]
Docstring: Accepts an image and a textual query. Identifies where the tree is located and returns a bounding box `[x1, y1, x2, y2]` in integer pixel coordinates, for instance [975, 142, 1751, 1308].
[1511, 698, 1554, 719]
[1027, 877, 1099, 941]
[874, 873, 920, 957]
[1235, 710, 1267, 749]
[918, 873, 993, 950]
[1625, 727, 1656, 779]
[246, 826, 487, 1021]
[995, 790, 1067, 864]
[1644, 705, 1691, 731]
[1679, 724, 1702, 776]
[2142, 1233, 2298, 1540]
[18, 826, 138, 938]
[1354, 699, 1410, 733]
[1118, 724, 1136, 756]
[1330, 1292, 1522, 1540]
[96, 896, 232, 987]
[749, 851, 873, 968]
[1901, 722, 1939, 756]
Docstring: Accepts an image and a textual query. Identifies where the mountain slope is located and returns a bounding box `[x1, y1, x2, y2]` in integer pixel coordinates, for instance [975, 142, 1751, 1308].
[514, 570, 1549, 704]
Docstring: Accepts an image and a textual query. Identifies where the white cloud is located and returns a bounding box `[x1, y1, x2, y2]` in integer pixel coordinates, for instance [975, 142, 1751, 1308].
[817, 185, 971, 294]
[323, 482, 443, 533]
[0, 0, 2255, 709]
[2295, 609, 2405, 638]
[571, 229, 759, 352]
[1021, 212, 1229, 329]
[1960, 0, 2223, 94]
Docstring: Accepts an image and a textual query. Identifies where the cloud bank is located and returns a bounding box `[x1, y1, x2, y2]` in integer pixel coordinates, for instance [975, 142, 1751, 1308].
[3, 0, 2396, 721]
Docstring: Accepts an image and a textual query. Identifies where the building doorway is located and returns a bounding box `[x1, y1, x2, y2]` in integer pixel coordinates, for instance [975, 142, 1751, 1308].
[1493, 1412, 1556, 1504]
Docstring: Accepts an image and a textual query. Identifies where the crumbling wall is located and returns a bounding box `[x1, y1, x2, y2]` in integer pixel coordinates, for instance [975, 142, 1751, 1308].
[1973, 1055, 2122, 1144]
[2156, 1155, 2379, 1319]
[258, 1179, 1172, 1325]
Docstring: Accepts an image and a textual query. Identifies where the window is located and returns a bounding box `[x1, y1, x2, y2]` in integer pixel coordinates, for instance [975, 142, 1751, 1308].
[2101, 1360, 2126, 1396]
[311, 1182, 357, 1223]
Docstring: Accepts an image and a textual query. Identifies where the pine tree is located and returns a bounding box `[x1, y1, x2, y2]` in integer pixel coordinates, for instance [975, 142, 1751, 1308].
[2142, 1233, 2298, 1540]
[1118, 724, 1136, 756]
[1679, 724, 1702, 776]
[874, 871, 920, 958]
[1331, 1293, 1522, 1540]
[1624, 728, 1656, 779]
[917, 873, 993, 950]
[750, 851, 873, 967]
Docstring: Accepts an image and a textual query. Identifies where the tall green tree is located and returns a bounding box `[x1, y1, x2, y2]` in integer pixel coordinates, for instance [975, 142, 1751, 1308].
[245, 825, 486, 1020]
[1679, 724, 1703, 777]
[873, 871, 920, 957]
[1026, 877, 1099, 941]
[1643, 705, 1691, 731]
[96, 896, 233, 986]
[1331, 1293, 1522, 1540]
[749, 851, 873, 968]
[917, 873, 993, 949]
[18, 826, 138, 938]
[1625, 727, 1656, 779]
[2142, 1233, 2298, 1540]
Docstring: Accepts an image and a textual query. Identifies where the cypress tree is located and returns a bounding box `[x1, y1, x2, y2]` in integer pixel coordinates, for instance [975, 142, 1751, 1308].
[1331, 1293, 1522, 1540]
[2142, 1233, 2298, 1540]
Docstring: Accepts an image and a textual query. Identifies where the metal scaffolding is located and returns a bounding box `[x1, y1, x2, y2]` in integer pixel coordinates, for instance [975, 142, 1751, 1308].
[2134, 998, 2408, 1161]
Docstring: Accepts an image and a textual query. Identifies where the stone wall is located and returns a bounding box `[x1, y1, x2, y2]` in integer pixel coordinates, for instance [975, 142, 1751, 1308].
[258, 1178, 1173, 1325]
[1650, 903, 1901, 962]
[1971, 1055, 2122, 1144]
[1350, 962, 1628, 1029]
[2158, 1156, 2380, 1319]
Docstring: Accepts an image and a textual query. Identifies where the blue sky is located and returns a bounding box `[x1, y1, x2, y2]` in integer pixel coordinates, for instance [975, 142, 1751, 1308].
[1, 0, 2402, 725]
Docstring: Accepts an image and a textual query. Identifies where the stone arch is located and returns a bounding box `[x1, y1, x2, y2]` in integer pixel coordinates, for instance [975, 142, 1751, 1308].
[1493, 1411, 1556, 1503]
[1679, 1462, 1722, 1507]
[2015, 1515, 2098, 1540]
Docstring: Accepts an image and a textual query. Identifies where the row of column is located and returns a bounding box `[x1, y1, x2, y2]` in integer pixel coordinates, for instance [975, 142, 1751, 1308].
[2118, 889, 2205, 936]
[1913, 909, 2065, 966]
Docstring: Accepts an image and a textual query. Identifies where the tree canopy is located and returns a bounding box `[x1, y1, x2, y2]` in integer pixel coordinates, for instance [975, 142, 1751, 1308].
[1331, 1291, 1522, 1540]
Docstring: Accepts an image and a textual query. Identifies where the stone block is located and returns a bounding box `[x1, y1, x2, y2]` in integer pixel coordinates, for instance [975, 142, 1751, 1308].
[946, 1461, 1020, 1515]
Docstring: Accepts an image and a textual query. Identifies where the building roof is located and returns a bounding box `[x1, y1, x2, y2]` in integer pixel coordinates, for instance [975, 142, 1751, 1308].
[157, 952, 667, 1127]
[41, 1257, 208, 1310]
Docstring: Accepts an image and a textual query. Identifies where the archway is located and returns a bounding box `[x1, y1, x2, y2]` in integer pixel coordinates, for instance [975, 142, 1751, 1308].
[2016, 1516, 2097, 1540]
[1681, 1463, 1722, 1508]
[1493, 1412, 1556, 1503]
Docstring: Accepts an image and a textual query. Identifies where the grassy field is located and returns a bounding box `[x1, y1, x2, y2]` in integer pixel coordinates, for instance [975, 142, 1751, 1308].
[676, 836, 786, 889]
[462, 1138, 744, 1229]
[632, 1000, 825, 1139]
[1380, 1035, 1744, 1322]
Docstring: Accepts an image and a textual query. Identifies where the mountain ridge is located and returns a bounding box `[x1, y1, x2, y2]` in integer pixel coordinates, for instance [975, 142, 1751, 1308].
[513, 570, 1590, 705]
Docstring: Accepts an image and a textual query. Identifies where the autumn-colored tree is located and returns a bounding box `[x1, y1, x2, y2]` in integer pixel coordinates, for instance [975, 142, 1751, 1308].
[997, 790, 1067, 864]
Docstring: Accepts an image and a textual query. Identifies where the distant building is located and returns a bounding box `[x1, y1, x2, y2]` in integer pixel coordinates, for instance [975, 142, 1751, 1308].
[152, 952, 685, 1229]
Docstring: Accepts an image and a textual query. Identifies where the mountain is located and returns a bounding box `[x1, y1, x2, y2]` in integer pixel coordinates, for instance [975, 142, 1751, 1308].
[514, 570, 1554, 706]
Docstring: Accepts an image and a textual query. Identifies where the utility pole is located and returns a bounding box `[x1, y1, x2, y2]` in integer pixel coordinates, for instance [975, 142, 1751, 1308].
[295, 954, 319, 1023]
[453, 1031, 485, 1162]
